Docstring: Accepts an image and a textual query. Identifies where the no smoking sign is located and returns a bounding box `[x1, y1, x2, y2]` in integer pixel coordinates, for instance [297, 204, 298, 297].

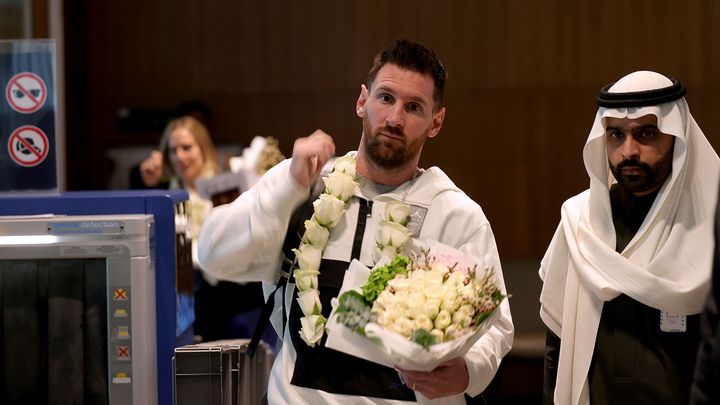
[0, 42, 57, 192]
[7, 125, 49, 167]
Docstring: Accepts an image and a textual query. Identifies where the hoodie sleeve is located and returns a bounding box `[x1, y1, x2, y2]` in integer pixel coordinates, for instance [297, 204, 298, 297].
[196, 159, 310, 284]
[459, 221, 514, 397]
[420, 186, 514, 398]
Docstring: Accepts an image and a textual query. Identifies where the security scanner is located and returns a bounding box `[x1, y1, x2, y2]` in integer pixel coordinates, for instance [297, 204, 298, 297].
[0, 190, 193, 405]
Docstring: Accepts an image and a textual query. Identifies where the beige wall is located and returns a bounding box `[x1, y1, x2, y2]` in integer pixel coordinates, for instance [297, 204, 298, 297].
[66, 0, 720, 258]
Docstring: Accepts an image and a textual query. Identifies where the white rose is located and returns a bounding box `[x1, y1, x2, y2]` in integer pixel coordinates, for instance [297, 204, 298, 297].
[452, 304, 476, 328]
[373, 309, 397, 328]
[434, 309, 452, 330]
[384, 200, 411, 225]
[393, 317, 415, 337]
[375, 310, 387, 326]
[299, 315, 326, 347]
[376, 307, 402, 327]
[423, 298, 441, 319]
[376, 244, 401, 261]
[323, 171, 357, 202]
[425, 271, 445, 294]
[297, 290, 322, 316]
[458, 283, 476, 302]
[388, 276, 411, 293]
[446, 271, 464, 286]
[413, 313, 433, 331]
[385, 322, 399, 334]
[312, 194, 346, 227]
[388, 308, 405, 322]
[374, 290, 394, 310]
[408, 269, 428, 285]
[440, 287, 460, 311]
[425, 268, 445, 286]
[332, 156, 357, 177]
[302, 219, 330, 247]
[407, 293, 425, 314]
[292, 243, 322, 272]
[430, 328, 445, 343]
[376, 221, 412, 249]
[293, 269, 319, 291]
[445, 323, 462, 339]
[397, 276, 413, 290]
[394, 290, 410, 309]
[430, 261, 450, 274]
[425, 283, 448, 300]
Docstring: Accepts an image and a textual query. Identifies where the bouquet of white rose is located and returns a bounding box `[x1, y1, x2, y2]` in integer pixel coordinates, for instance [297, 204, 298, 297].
[325, 239, 507, 372]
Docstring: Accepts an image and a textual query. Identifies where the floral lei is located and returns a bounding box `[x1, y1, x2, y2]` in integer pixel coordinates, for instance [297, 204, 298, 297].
[292, 155, 413, 347]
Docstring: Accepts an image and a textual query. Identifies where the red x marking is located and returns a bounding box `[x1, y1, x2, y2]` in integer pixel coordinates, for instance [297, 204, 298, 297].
[114, 288, 127, 300]
[117, 346, 129, 357]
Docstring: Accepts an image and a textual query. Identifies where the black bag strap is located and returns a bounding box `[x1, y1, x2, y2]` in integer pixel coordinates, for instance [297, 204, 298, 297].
[247, 172, 327, 357]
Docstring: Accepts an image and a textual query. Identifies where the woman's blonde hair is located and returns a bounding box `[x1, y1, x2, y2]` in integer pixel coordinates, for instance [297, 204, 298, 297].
[160, 115, 220, 184]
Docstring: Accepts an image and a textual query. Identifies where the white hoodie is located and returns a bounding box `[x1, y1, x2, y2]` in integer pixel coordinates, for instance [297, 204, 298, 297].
[198, 152, 514, 404]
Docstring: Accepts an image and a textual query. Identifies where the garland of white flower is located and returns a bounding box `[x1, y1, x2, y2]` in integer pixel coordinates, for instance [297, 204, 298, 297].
[292, 155, 413, 347]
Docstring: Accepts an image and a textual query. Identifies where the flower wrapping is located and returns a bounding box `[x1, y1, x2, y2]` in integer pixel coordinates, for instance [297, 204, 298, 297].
[326, 239, 506, 372]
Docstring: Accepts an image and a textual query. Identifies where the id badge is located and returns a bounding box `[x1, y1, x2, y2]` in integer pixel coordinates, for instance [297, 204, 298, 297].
[659, 311, 686, 333]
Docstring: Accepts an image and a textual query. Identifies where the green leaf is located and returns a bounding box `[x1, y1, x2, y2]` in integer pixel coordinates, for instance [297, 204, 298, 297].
[362, 255, 409, 303]
[335, 290, 372, 335]
[338, 290, 370, 309]
[410, 329, 436, 349]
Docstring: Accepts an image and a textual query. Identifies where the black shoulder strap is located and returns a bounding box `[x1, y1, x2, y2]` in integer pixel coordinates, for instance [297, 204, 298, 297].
[247, 174, 326, 357]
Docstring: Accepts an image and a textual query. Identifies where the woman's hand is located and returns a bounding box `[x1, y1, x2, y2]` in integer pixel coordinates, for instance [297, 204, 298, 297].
[139, 150, 164, 187]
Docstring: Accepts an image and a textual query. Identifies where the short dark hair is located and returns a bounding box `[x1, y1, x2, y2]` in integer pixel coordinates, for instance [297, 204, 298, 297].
[366, 39, 447, 109]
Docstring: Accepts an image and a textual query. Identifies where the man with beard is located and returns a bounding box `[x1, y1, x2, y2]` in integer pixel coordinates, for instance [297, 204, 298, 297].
[539, 71, 720, 405]
[196, 39, 513, 404]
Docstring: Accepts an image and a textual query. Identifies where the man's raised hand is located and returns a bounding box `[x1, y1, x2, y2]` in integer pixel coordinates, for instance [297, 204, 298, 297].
[289, 130, 336, 188]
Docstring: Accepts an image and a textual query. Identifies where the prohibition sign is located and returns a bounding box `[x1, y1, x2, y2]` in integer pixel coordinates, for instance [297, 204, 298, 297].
[5, 72, 47, 114]
[7, 125, 49, 167]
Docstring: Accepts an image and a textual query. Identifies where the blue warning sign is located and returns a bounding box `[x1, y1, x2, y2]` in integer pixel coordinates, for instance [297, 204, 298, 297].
[0, 40, 57, 192]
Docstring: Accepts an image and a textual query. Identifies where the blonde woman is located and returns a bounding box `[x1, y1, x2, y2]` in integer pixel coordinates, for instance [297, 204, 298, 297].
[137, 115, 270, 343]
[139, 115, 220, 242]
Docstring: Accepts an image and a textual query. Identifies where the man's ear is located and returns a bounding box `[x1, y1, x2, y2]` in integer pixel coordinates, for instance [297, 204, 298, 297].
[428, 107, 446, 138]
[356, 84, 369, 117]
